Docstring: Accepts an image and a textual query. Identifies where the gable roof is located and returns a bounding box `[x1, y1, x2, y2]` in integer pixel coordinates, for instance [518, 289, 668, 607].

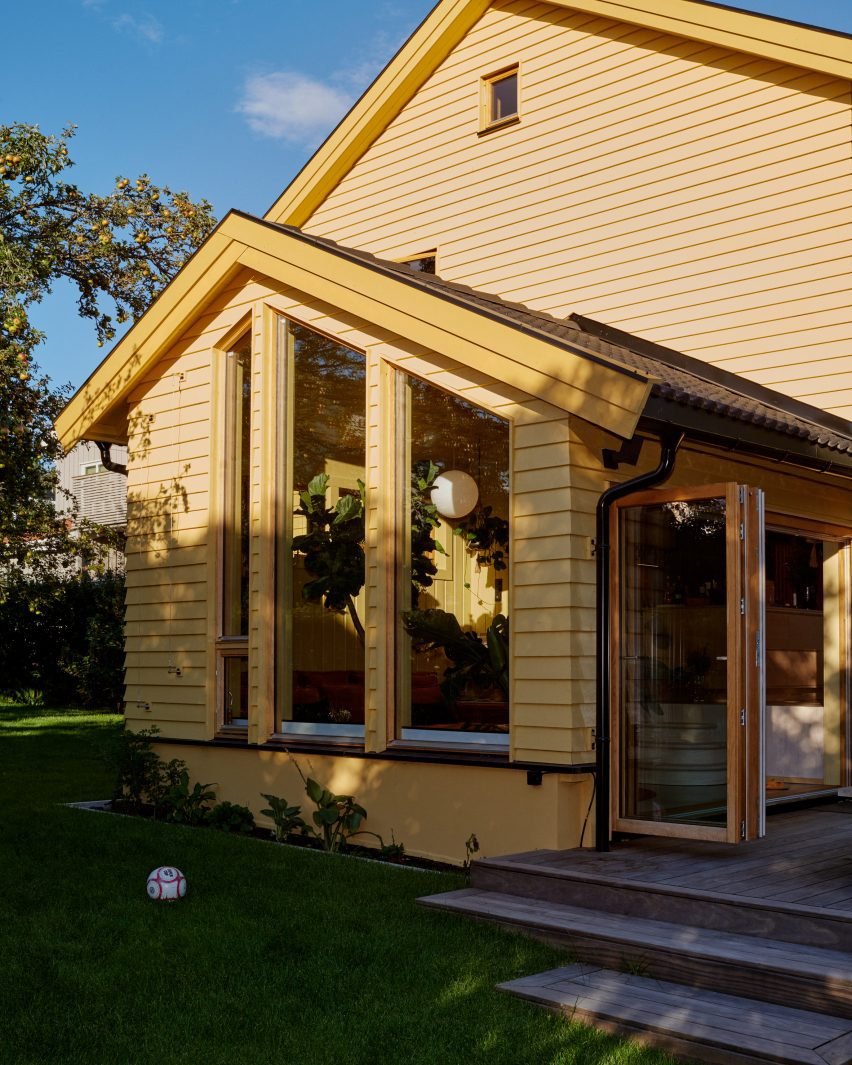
[57, 212, 852, 478]
[264, 0, 852, 229]
[54, 211, 653, 449]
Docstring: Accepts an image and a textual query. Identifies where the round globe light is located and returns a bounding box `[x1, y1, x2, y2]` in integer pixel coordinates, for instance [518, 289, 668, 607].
[147, 866, 187, 901]
[431, 470, 479, 520]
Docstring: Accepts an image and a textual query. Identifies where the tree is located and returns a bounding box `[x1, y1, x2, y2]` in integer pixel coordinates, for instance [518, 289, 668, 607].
[0, 122, 216, 568]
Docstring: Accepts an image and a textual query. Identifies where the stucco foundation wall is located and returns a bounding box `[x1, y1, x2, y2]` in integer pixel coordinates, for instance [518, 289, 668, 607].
[154, 742, 594, 865]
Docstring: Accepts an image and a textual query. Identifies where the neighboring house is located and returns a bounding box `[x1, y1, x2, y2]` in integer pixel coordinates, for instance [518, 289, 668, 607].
[54, 441, 127, 571]
[56, 0, 852, 864]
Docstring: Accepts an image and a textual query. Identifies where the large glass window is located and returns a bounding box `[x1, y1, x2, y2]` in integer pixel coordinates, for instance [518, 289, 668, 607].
[222, 339, 252, 638]
[217, 334, 251, 732]
[278, 322, 366, 738]
[397, 375, 510, 747]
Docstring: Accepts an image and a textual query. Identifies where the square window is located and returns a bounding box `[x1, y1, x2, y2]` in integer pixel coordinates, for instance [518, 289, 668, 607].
[481, 67, 519, 132]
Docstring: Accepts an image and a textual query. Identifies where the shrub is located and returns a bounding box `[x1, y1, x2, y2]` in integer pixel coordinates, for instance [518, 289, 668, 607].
[0, 569, 125, 710]
[207, 801, 255, 835]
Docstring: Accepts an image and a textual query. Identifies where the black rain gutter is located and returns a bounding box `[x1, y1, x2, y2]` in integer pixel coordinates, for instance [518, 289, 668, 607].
[595, 430, 684, 852]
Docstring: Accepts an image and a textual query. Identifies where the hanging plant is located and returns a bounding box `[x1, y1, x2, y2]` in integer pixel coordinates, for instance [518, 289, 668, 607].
[454, 505, 509, 571]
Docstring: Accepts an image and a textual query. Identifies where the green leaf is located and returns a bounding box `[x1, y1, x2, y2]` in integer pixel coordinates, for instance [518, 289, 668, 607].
[306, 474, 329, 498]
[333, 493, 360, 525]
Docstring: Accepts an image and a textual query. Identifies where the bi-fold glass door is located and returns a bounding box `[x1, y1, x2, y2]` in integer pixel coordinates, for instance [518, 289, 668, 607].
[612, 483, 764, 843]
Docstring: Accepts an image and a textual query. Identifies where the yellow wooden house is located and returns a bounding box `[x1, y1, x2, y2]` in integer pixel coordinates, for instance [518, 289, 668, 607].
[57, 0, 852, 864]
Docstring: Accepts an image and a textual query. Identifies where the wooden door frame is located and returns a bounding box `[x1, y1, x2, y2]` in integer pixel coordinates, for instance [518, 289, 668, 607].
[610, 482, 761, 844]
[764, 511, 852, 794]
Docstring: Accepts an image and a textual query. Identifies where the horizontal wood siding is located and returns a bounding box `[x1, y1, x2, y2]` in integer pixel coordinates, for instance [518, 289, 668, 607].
[304, 0, 852, 419]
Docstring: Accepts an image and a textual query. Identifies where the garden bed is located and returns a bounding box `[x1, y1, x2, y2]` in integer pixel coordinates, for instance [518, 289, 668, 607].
[66, 796, 458, 872]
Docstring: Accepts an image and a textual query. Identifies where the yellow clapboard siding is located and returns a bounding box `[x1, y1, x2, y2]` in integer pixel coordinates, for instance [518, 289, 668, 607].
[303, 0, 852, 417]
[124, 718, 208, 740]
[120, 681, 206, 705]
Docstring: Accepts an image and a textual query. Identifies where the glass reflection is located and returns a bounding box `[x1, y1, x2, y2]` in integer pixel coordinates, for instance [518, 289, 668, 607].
[619, 498, 728, 827]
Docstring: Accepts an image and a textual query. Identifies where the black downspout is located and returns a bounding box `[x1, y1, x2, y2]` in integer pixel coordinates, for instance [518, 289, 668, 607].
[595, 430, 684, 852]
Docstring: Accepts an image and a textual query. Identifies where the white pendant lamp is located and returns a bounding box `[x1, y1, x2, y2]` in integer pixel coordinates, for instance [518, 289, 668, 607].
[431, 470, 479, 519]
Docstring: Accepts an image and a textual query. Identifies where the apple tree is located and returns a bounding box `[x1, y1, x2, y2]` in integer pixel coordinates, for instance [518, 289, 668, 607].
[0, 122, 216, 568]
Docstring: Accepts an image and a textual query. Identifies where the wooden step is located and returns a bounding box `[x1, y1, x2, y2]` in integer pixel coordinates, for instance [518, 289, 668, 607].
[472, 856, 852, 950]
[418, 888, 852, 1019]
[498, 963, 852, 1065]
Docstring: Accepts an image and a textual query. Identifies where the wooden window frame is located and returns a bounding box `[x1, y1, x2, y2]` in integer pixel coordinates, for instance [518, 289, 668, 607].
[271, 314, 368, 746]
[479, 65, 520, 135]
[764, 512, 852, 792]
[213, 325, 253, 736]
[390, 367, 511, 754]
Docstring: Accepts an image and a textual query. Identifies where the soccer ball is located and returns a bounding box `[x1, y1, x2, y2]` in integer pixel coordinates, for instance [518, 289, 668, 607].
[146, 866, 187, 901]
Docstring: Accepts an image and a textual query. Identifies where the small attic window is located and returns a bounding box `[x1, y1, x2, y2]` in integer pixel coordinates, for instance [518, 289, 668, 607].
[401, 252, 437, 275]
[481, 66, 519, 133]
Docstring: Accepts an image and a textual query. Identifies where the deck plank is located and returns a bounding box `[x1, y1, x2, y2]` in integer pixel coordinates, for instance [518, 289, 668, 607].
[499, 964, 852, 1065]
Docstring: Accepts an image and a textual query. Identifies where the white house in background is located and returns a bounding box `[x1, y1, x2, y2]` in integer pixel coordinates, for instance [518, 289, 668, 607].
[54, 442, 128, 573]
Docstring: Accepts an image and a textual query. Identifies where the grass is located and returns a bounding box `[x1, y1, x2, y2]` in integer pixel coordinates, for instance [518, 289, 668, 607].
[0, 705, 678, 1065]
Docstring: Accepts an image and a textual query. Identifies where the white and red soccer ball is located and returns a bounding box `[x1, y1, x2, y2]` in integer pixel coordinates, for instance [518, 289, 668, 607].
[146, 866, 187, 901]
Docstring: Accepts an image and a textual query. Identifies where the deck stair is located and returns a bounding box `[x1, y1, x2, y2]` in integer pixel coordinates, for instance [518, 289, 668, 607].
[417, 809, 852, 1063]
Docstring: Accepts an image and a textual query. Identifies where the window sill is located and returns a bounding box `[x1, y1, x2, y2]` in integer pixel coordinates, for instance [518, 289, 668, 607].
[478, 114, 520, 137]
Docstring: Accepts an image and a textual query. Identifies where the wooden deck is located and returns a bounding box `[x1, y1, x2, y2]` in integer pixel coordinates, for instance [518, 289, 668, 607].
[420, 803, 852, 1064]
[496, 802, 852, 913]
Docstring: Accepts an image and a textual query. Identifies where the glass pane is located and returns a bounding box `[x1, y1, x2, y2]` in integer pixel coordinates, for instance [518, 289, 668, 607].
[490, 73, 518, 122]
[223, 656, 249, 726]
[766, 531, 826, 793]
[284, 323, 366, 732]
[619, 498, 728, 827]
[400, 376, 509, 738]
[222, 340, 251, 636]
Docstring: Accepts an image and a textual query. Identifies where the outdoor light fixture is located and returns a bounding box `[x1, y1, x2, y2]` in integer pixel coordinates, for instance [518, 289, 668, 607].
[431, 470, 479, 519]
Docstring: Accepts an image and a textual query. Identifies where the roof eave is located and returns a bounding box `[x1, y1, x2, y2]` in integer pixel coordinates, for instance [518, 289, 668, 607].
[641, 396, 852, 480]
[54, 212, 653, 449]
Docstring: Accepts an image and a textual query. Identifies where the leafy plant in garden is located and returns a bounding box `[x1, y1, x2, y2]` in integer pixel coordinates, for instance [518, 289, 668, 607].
[292, 473, 366, 645]
[303, 776, 368, 854]
[160, 770, 216, 826]
[207, 801, 256, 835]
[402, 609, 509, 702]
[260, 793, 308, 843]
[111, 725, 188, 816]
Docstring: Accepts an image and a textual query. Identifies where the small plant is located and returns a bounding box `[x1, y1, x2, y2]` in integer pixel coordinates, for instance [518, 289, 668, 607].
[12, 687, 44, 707]
[207, 801, 255, 835]
[112, 726, 167, 811]
[304, 775, 367, 853]
[148, 757, 189, 819]
[161, 770, 216, 826]
[463, 832, 480, 877]
[260, 793, 308, 842]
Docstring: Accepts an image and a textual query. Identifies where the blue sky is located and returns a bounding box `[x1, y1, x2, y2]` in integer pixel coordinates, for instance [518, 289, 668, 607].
[6, 0, 852, 391]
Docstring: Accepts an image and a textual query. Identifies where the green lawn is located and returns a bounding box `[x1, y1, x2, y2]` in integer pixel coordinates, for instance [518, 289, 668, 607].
[0, 706, 677, 1065]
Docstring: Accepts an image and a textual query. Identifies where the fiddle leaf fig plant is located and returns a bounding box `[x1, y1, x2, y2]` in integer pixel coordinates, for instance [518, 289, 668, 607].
[410, 460, 446, 604]
[292, 473, 366, 645]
